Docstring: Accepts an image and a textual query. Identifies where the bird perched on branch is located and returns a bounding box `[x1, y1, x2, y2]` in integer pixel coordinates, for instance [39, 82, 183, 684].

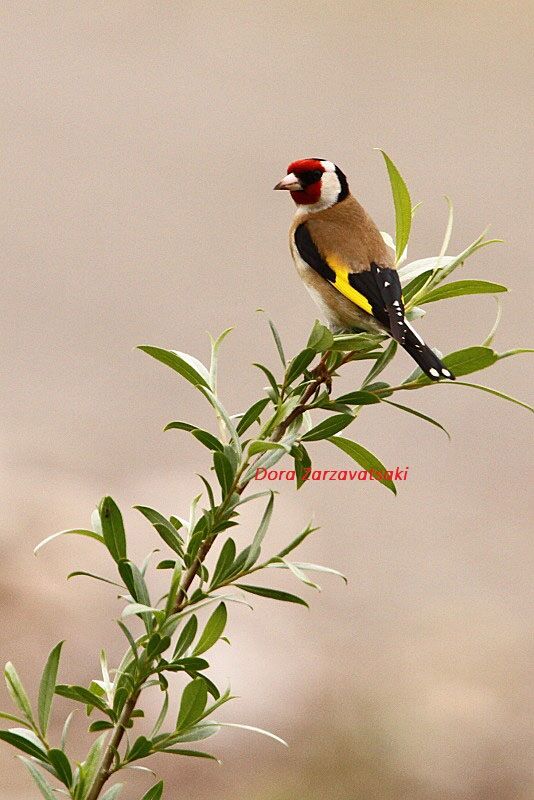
[274, 158, 454, 381]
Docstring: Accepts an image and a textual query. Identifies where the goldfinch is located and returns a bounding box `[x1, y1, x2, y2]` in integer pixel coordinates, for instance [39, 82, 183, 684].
[274, 158, 454, 381]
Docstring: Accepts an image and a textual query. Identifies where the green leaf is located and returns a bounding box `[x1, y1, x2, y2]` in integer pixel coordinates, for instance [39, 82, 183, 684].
[248, 440, 289, 456]
[140, 782, 164, 800]
[34, 528, 104, 555]
[165, 422, 223, 452]
[328, 437, 397, 494]
[126, 735, 152, 762]
[193, 604, 228, 656]
[210, 539, 237, 589]
[150, 693, 169, 739]
[285, 348, 316, 384]
[213, 450, 235, 495]
[209, 327, 234, 393]
[275, 522, 318, 559]
[307, 320, 334, 352]
[38, 641, 63, 736]
[419, 279, 507, 304]
[47, 748, 72, 787]
[134, 506, 184, 557]
[481, 297, 502, 347]
[67, 571, 124, 588]
[382, 399, 450, 438]
[415, 346, 498, 384]
[199, 385, 242, 452]
[302, 414, 354, 442]
[20, 757, 56, 799]
[78, 732, 108, 796]
[88, 720, 114, 732]
[0, 729, 47, 760]
[118, 560, 151, 606]
[362, 340, 397, 386]
[330, 332, 383, 352]
[101, 785, 124, 800]
[60, 710, 75, 751]
[158, 747, 219, 761]
[121, 603, 159, 618]
[236, 398, 270, 436]
[177, 678, 208, 729]
[138, 346, 210, 389]
[192, 429, 224, 452]
[0, 711, 29, 726]
[173, 617, 198, 658]
[378, 150, 412, 263]
[4, 663, 34, 725]
[243, 492, 274, 569]
[334, 390, 380, 406]
[291, 443, 312, 490]
[99, 497, 127, 563]
[54, 685, 110, 715]
[445, 381, 534, 413]
[163, 420, 196, 432]
[237, 584, 308, 607]
[268, 319, 286, 366]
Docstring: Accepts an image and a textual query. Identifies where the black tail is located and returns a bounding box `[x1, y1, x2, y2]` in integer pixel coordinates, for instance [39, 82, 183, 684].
[401, 322, 455, 381]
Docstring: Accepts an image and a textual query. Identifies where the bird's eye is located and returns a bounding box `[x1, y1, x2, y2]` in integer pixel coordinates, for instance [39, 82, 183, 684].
[298, 169, 323, 186]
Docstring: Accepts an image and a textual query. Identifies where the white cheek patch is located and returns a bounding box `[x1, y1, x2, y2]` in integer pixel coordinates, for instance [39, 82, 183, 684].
[304, 170, 341, 213]
[320, 160, 336, 172]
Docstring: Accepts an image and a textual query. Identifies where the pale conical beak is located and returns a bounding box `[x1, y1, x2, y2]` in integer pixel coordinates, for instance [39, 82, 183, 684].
[273, 172, 302, 191]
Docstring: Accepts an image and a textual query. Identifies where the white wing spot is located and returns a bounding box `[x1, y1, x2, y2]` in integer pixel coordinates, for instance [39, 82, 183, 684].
[384, 280, 390, 287]
[429, 368, 439, 378]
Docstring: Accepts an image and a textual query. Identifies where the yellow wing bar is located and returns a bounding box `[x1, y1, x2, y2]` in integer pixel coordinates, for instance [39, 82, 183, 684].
[325, 257, 373, 315]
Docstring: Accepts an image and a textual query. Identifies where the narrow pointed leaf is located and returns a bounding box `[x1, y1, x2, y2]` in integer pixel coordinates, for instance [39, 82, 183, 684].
[101, 785, 124, 800]
[419, 279, 507, 304]
[0, 730, 47, 760]
[193, 604, 227, 656]
[138, 346, 210, 388]
[382, 399, 450, 438]
[236, 398, 270, 436]
[302, 414, 354, 442]
[38, 641, 63, 735]
[445, 381, 534, 413]
[378, 150, 412, 263]
[19, 758, 56, 799]
[140, 782, 164, 800]
[4, 663, 34, 724]
[47, 748, 72, 787]
[177, 678, 208, 729]
[134, 506, 184, 556]
[237, 584, 308, 607]
[328, 436, 397, 494]
[34, 529, 104, 555]
[213, 721, 288, 747]
[268, 319, 286, 366]
[99, 497, 127, 563]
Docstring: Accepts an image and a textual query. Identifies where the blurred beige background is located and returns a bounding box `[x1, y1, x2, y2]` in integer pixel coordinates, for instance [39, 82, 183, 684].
[1, 2, 533, 799]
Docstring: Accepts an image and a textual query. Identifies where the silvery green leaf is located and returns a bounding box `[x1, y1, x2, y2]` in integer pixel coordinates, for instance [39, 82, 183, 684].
[398, 256, 456, 285]
[208, 327, 234, 393]
[138, 346, 211, 389]
[212, 721, 288, 747]
[34, 529, 104, 555]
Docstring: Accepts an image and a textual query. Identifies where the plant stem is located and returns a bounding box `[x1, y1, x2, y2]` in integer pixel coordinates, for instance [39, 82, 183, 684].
[84, 349, 339, 799]
[85, 692, 139, 800]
